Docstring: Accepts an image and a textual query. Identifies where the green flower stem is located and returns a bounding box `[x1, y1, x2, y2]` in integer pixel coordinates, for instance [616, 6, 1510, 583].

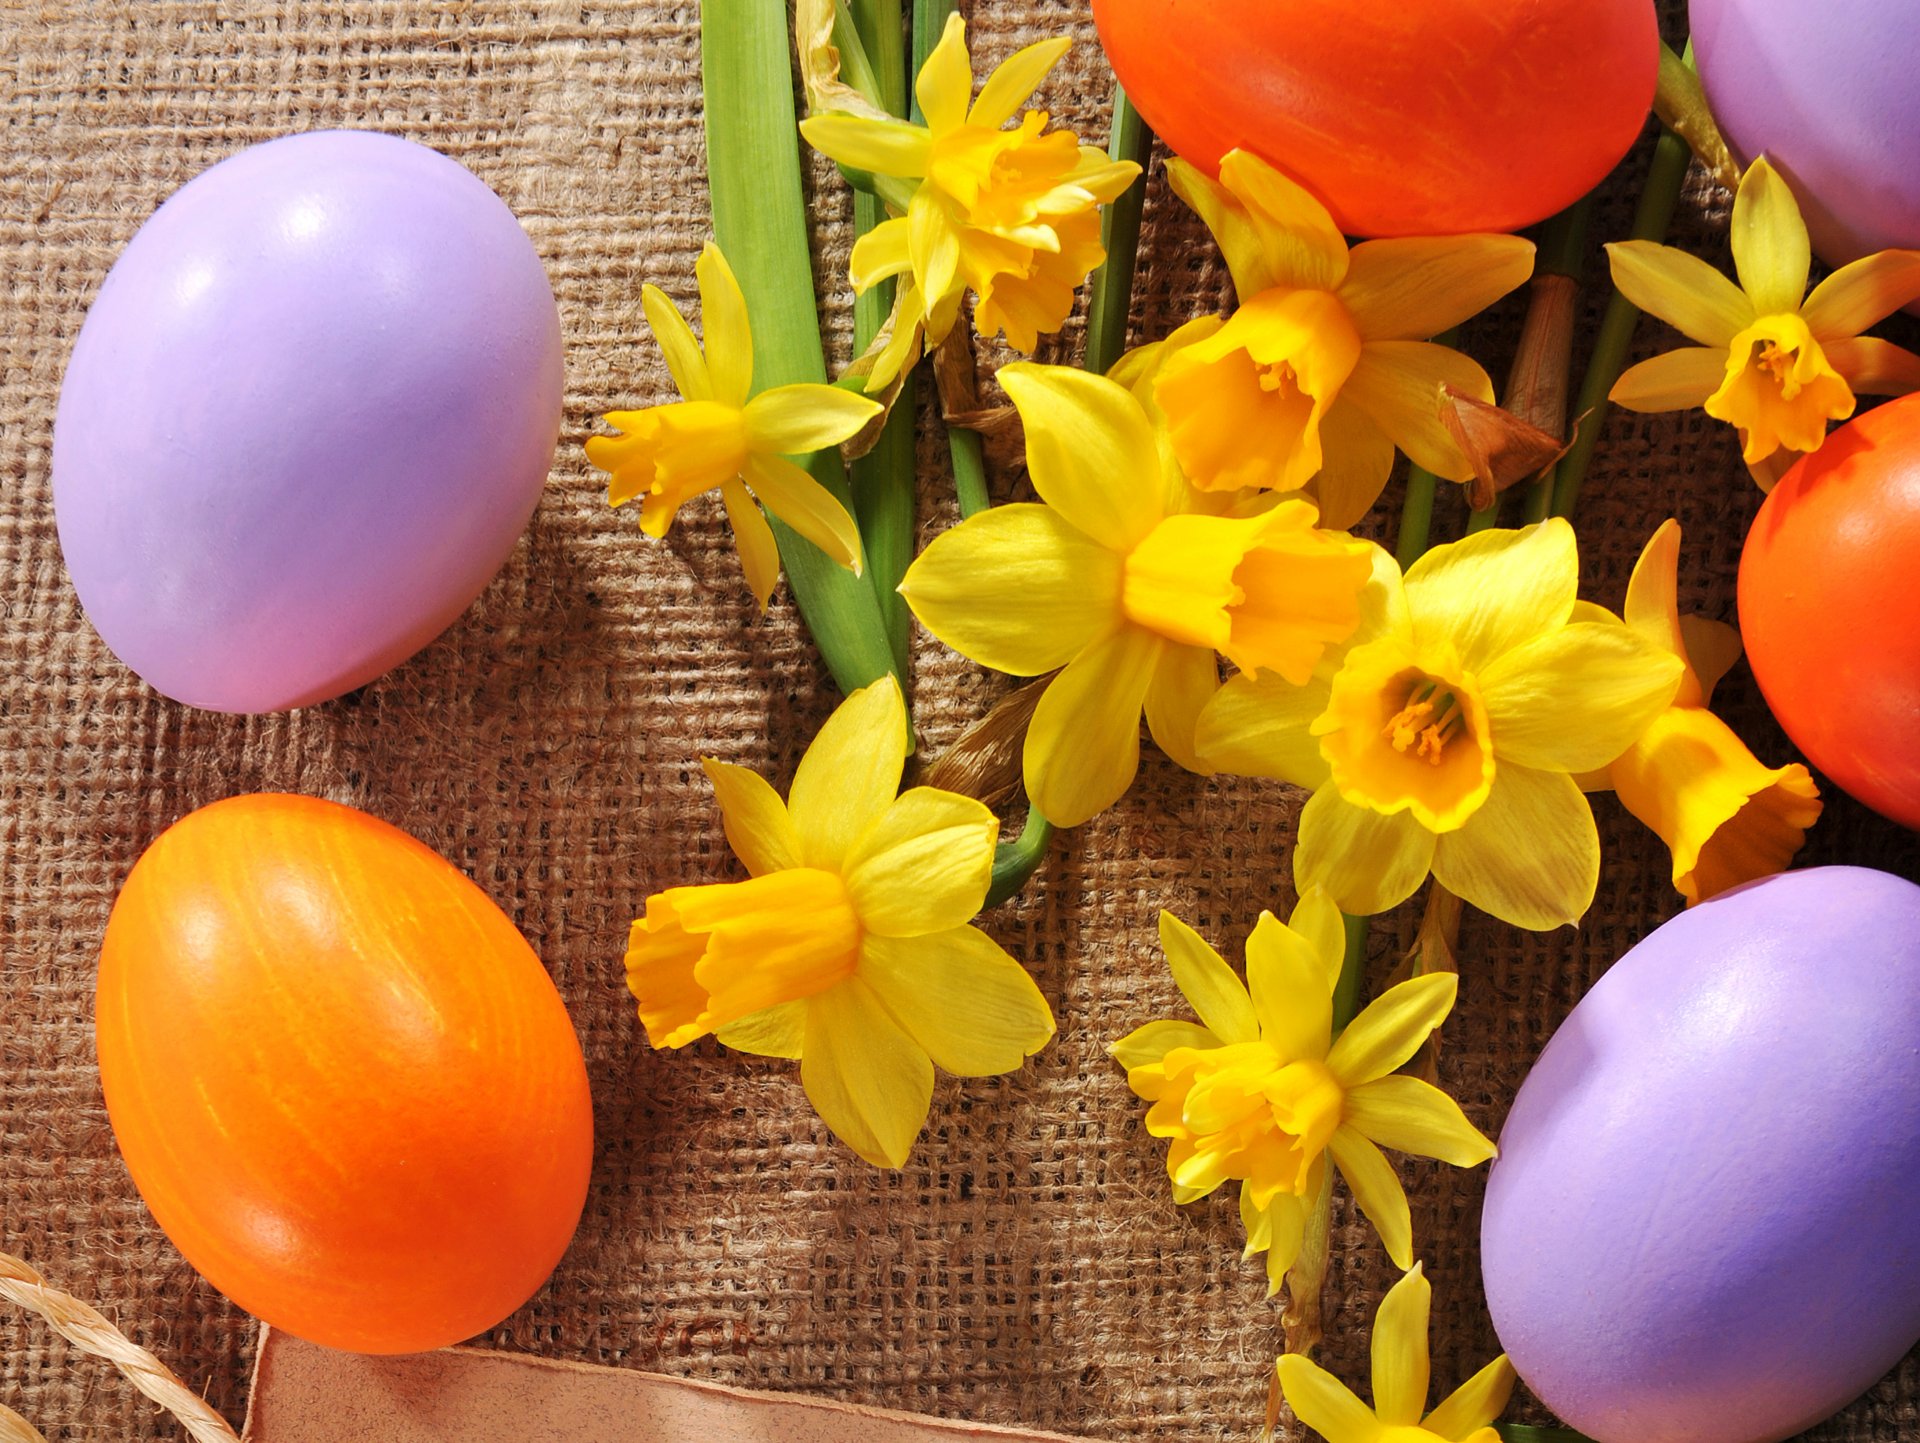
[986, 800, 1055, 907]
[910, 0, 947, 109]
[848, 0, 906, 111]
[1465, 496, 1502, 533]
[703, 0, 901, 698]
[1084, 84, 1152, 376]
[1553, 76, 1695, 520]
[1497, 1426, 1597, 1443]
[951, 423, 992, 518]
[1332, 912, 1369, 1034]
[1394, 329, 1457, 568]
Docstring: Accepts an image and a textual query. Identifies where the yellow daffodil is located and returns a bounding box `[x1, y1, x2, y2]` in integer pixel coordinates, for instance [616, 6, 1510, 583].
[1608, 157, 1920, 486]
[1199, 522, 1684, 930]
[800, 16, 1139, 390]
[1279, 1264, 1516, 1443]
[585, 242, 875, 610]
[625, 677, 1055, 1168]
[1158, 150, 1536, 528]
[898, 363, 1376, 829]
[1112, 895, 1494, 1283]
[1585, 520, 1821, 905]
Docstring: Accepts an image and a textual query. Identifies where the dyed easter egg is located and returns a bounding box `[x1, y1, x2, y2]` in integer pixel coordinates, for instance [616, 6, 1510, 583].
[1693, 0, 1920, 270]
[1739, 396, 1920, 830]
[54, 130, 563, 713]
[96, 794, 594, 1355]
[1092, 0, 1659, 237]
[1482, 867, 1920, 1443]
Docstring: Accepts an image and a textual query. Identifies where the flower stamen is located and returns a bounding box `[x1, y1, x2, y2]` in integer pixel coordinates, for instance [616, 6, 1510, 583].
[1384, 680, 1466, 765]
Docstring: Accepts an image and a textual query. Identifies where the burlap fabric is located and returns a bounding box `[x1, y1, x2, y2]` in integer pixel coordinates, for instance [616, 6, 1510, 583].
[2, 2, 1916, 1439]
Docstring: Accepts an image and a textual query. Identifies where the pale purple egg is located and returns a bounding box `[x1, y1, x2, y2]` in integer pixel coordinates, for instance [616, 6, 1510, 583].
[54, 130, 563, 713]
[1482, 866, 1920, 1443]
[1692, 0, 1920, 268]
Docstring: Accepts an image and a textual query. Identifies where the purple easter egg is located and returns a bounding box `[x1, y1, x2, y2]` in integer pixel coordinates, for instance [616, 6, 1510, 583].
[1692, 0, 1920, 270]
[54, 130, 563, 713]
[1482, 867, 1920, 1443]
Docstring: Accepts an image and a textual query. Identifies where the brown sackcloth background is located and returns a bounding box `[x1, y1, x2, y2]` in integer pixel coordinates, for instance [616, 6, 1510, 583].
[3, 2, 1917, 1439]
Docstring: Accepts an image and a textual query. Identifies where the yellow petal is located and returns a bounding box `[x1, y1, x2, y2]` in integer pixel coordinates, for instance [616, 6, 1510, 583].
[1024, 624, 1165, 827]
[1217, 148, 1349, 293]
[897, 503, 1124, 675]
[1295, 784, 1436, 918]
[800, 978, 934, 1168]
[1164, 158, 1276, 302]
[1110, 1017, 1219, 1071]
[700, 757, 799, 875]
[969, 35, 1069, 129]
[1343, 1074, 1496, 1167]
[1705, 314, 1856, 463]
[1610, 705, 1822, 906]
[1195, 670, 1334, 788]
[799, 112, 934, 178]
[1144, 642, 1220, 776]
[908, 185, 962, 331]
[696, 242, 755, 408]
[850, 216, 914, 292]
[842, 787, 998, 937]
[1341, 341, 1493, 482]
[719, 476, 781, 612]
[1423, 1355, 1517, 1440]
[1289, 887, 1348, 992]
[788, 675, 908, 870]
[1255, 1191, 1309, 1292]
[1732, 156, 1812, 318]
[1431, 764, 1597, 929]
[743, 383, 882, 453]
[1327, 972, 1457, 1088]
[1604, 240, 1754, 347]
[1339, 234, 1536, 342]
[1802, 248, 1920, 339]
[624, 901, 715, 1048]
[1826, 335, 1920, 397]
[999, 363, 1166, 552]
[1622, 517, 1686, 667]
[1277, 1354, 1384, 1443]
[641, 282, 712, 402]
[914, 12, 972, 134]
[1403, 519, 1578, 672]
[713, 1000, 806, 1059]
[1243, 911, 1333, 1062]
[865, 280, 927, 393]
[1609, 347, 1727, 412]
[1681, 614, 1744, 705]
[1479, 621, 1684, 773]
[1328, 1125, 1413, 1270]
[1309, 400, 1397, 531]
[1372, 1264, 1432, 1427]
[859, 927, 1055, 1076]
[743, 453, 865, 573]
[1158, 909, 1259, 1045]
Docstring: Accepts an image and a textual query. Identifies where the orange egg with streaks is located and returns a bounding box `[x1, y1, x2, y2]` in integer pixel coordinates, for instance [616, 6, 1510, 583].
[95, 793, 593, 1355]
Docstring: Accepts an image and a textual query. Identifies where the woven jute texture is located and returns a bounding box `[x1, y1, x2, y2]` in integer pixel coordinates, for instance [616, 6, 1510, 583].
[3, 2, 1918, 1440]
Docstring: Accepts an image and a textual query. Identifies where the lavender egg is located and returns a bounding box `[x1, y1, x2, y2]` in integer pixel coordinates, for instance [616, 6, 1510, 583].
[54, 131, 562, 713]
[1692, 0, 1920, 269]
[1482, 867, 1920, 1443]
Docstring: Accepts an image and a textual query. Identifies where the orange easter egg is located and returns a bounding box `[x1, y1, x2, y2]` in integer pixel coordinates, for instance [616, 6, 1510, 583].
[1093, 0, 1659, 237]
[95, 793, 593, 1355]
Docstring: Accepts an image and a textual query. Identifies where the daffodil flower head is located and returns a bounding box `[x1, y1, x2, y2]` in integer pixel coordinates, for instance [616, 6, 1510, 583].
[1199, 521, 1686, 930]
[1111, 893, 1495, 1286]
[1278, 1264, 1517, 1443]
[800, 17, 1140, 390]
[584, 242, 875, 610]
[1157, 151, 1536, 527]
[1590, 520, 1822, 905]
[625, 677, 1056, 1168]
[899, 363, 1377, 829]
[1608, 157, 1920, 486]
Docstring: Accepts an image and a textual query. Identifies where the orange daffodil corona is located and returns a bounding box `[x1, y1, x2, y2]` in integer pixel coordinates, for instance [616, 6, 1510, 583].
[585, 243, 876, 611]
[1589, 520, 1821, 905]
[1156, 151, 1536, 527]
[800, 16, 1140, 390]
[1279, 1264, 1517, 1443]
[899, 363, 1376, 829]
[1607, 156, 1920, 487]
[1113, 895, 1494, 1285]
[625, 678, 1055, 1168]
[1201, 522, 1686, 930]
